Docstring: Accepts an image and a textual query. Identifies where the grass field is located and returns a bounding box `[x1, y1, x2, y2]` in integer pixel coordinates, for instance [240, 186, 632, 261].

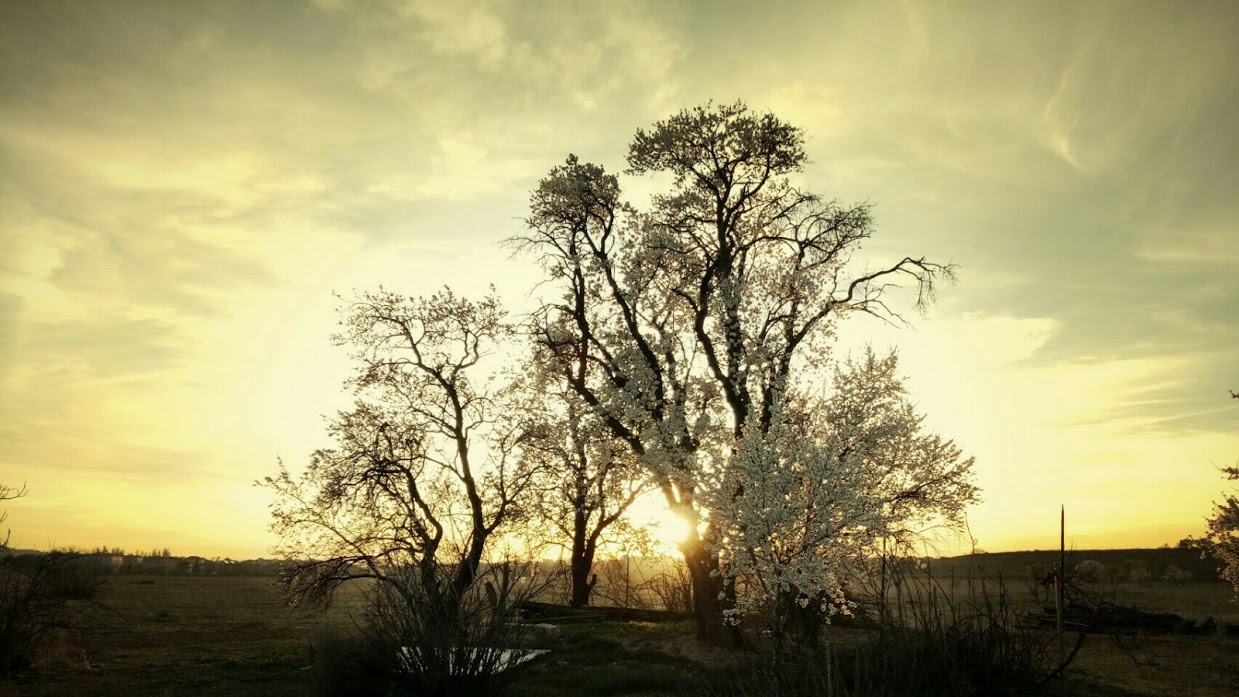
[921, 548, 1239, 624]
[1, 549, 1237, 696]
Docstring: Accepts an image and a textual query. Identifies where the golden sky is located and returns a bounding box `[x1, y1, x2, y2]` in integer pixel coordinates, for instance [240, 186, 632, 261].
[1, 1, 1236, 559]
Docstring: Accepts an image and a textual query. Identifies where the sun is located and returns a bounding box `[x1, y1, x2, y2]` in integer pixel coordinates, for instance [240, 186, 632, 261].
[627, 492, 692, 555]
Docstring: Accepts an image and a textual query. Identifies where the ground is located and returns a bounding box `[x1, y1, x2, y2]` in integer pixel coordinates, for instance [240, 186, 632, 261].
[1, 549, 1237, 696]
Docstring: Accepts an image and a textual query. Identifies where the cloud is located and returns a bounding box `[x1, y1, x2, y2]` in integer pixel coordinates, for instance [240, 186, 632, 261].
[0, 0, 1236, 555]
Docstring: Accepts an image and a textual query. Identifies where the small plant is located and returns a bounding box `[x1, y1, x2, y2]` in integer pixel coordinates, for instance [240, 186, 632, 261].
[703, 554, 1073, 696]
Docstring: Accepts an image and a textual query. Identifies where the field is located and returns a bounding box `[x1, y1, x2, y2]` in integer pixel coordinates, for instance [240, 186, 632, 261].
[1, 549, 1237, 696]
[915, 548, 1239, 624]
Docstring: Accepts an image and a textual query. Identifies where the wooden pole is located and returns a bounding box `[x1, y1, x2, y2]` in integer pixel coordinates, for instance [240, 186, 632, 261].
[1058, 504, 1067, 697]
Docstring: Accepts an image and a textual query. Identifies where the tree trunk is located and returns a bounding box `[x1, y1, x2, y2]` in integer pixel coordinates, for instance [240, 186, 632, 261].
[569, 510, 598, 607]
[570, 568, 597, 607]
[683, 538, 741, 647]
[569, 538, 597, 607]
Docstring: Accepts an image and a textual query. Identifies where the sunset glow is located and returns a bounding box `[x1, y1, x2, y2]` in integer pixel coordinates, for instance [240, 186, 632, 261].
[1, 1, 1236, 560]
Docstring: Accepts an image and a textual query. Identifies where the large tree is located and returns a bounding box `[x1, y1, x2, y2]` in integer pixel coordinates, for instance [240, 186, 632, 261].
[513, 102, 973, 645]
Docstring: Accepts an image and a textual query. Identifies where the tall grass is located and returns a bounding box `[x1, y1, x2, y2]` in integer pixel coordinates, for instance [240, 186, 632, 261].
[704, 556, 1073, 697]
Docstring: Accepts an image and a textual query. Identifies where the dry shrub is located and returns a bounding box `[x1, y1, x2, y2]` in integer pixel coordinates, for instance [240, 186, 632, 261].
[310, 560, 556, 697]
[640, 558, 693, 612]
[0, 551, 110, 674]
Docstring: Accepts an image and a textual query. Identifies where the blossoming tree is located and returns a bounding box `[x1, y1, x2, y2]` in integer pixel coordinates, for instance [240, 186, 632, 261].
[513, 101, 977, 645]
[714, 348, 977, 645]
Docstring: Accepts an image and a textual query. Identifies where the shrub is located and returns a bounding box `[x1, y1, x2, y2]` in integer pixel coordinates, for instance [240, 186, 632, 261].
[639, 558, 694, 613]
[0, 551, 109, 673]
[309, 560, 552, 697]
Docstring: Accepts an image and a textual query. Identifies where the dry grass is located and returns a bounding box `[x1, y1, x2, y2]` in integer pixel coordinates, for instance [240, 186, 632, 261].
[1069, 633, 1239, 696]
[0, 559, 1235, 696]
[917, 549, 1239, 624]
[0, 575, 361, 696]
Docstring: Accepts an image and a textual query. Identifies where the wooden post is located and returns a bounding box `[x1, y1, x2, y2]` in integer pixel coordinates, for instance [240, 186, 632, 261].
[1058, 505, 1067, 697]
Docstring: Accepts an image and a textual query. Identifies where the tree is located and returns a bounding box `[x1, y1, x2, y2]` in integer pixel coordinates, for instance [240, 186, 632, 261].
[513, 101, 971, 645]
[0, 482, 25, 550]
[520, 368, 650, 606]
[1203, 390, 1239, 595]
[264, 288, 540, 621]
[714, 349, 976, 646]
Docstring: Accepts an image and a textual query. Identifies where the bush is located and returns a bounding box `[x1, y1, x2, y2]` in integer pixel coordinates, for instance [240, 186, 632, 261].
[0, 551, 109, 673]
[309, 560, 552, 697]
[639, 558, 694, 613]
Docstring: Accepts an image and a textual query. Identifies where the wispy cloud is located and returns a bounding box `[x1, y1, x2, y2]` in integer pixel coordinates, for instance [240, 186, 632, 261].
[0, 0, 1235, 555]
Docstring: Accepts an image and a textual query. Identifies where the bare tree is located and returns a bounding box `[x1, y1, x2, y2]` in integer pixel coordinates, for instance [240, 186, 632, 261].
[263, 289, 540, 620]
[512, 102, 963, 645]
[0, 483, 25, 550]
[520, 367, 650, 606]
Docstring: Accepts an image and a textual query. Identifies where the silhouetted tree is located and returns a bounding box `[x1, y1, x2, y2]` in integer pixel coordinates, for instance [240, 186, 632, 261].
[264, 289, 541, 617]
[0, 482, 25, 550]
[520, 366, 650, 606]
[1203, 390, 1239, 594]
[512, 101, 973, 645]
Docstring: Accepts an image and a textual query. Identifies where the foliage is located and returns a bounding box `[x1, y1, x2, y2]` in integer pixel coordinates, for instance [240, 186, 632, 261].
[512, 100, 971, 643]
[1204, 465, 1239, 594]
[704, 561, 1065, 697]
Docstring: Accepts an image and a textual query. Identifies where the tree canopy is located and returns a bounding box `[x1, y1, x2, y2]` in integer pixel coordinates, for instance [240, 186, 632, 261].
[513, 101, 976, 643]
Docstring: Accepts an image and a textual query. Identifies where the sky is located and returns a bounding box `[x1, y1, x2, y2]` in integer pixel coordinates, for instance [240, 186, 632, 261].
[1, 0, 1236, 559]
